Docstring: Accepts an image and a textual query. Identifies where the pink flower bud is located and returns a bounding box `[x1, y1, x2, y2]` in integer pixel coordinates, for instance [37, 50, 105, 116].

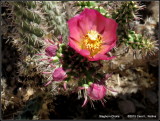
[45, 45, 57, 57]
[52, 67, 67, 81]
[87, 83, 106, 100]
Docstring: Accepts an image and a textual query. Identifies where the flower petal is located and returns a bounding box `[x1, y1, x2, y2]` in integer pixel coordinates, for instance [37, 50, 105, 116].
[68, 8, 98, 41]
[95, 11, 108, 34]
[82, 96, 88, 107]
[100, 40, 117, 54]
[102, 19, 118, 44]
[68, 38, 81, 52]
[78, 8, 98, 33]
[79, 49, 90, 57]
[67, 16, 83, 41]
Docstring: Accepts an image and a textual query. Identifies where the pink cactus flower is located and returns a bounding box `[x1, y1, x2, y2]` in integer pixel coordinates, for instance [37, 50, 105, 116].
[45, 45, 57, 57]
[67, 8, 118, 61]
[52, 67, 67, 81]
[87, 83, 106, 100]
[44, 67, 67, 86]
[81, 83, 107, 107]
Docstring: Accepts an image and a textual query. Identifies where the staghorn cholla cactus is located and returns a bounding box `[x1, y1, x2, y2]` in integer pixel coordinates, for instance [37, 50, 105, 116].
[32, 5, 158, 108]
[77, 1, 111, 18]
[10, 0, 158, 102]
[2, 1, 159, 119]
[124, 30, 158, 56]
[8, 1, 69, 78]
[11, 1, 68, 55]
[30, 8, 119, 107]
[77, 1, 158, 58]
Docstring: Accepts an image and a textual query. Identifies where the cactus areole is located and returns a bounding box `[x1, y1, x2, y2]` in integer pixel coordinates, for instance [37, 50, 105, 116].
[68, 8, 118, 61]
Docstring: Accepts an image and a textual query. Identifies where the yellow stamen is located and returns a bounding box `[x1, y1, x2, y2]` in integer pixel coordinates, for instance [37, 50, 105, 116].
[81, 30, 103, 56]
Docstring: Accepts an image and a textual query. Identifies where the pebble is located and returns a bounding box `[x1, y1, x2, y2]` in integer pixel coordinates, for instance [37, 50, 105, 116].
[145, 90, 157, 104]
[6, 65, 12, 72]
[2, 58, 8, 63]
[118, 100, 136, 114]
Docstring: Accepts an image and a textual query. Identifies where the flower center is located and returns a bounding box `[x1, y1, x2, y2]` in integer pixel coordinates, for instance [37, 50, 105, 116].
[81, 30, 103, 56]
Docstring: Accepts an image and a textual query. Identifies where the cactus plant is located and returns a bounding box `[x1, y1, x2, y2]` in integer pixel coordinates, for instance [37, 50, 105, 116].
[2, 1, 159, 119]
[10, 1, 68, 55]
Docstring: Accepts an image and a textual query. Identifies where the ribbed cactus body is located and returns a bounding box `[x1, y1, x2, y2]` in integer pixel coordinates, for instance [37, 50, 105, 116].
[125, 30, 158, 56]
[77, 1, 111, 18]
[12, 1, 68, 55]
[9, 1, 69, 78]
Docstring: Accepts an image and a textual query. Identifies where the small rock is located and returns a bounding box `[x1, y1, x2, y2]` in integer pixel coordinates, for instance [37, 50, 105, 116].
[131, 99, 146, 109]
[2, 58, 8, 63]
[118, 100, 136, 114]
[6, 65, 12, 72]
[145, 90, 157, 104]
